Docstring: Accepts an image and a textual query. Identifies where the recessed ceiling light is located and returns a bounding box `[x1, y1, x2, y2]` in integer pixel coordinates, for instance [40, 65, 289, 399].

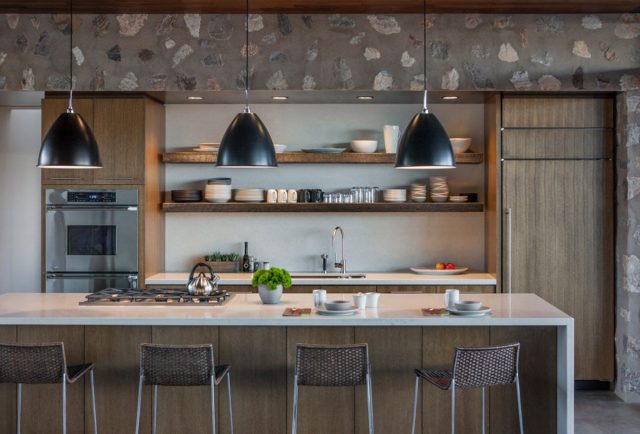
[442, 96, 458, 100]
[357, 96, 374, 100]
[187, 96, 203, 101]
[272, 96, 288, 100]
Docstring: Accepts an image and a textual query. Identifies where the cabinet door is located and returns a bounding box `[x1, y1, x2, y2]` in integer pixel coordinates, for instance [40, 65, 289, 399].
[503, 160, 614, 380]
[41, 98, 94, 184]
[92, 98, 145, 184]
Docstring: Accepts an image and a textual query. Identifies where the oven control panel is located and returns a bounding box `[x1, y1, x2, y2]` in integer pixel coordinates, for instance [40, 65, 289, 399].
[67, 192, 116, 203]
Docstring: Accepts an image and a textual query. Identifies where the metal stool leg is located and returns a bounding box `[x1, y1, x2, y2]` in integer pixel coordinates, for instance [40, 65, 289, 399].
[152, 385, 158, 434]
[134, 375, 144, 434]
[210, 375, 216, 434]
[90, 369, 98, 434]
[515, 375, 524, 434]
[291, 375, 299, 434]
[16, 383, 22, 434]
[366, 373, 374, 434]
[62, 373, 67, 434]
[481, 387, 486, 434]
[226, 372, 234, 434]
[411, 376, 420, 434]
[450, 379, 456, 434]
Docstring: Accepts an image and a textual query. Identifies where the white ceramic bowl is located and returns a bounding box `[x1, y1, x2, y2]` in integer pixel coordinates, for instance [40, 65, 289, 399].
[324, 300, 353, 311]
[454, 300, 482, 311]
[274, 144, 287, 153]
[351, 140, 378, 153]
[449, 138, 472, 154]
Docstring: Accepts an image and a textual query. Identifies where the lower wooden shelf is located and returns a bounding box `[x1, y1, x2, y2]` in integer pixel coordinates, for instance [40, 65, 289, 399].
[161, 201, 484, 212]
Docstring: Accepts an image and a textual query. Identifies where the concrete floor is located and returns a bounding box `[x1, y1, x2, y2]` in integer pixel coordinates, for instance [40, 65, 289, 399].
[576, 391, 640, 434]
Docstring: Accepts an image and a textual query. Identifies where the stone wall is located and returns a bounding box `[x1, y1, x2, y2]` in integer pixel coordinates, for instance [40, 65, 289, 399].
[617, 90, 640, 403]
[0, 13, 638, 91]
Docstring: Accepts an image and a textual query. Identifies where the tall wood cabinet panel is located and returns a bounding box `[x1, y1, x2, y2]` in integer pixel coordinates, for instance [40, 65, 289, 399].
[502, 96, 613, 128]
[40, 98, 95, 184]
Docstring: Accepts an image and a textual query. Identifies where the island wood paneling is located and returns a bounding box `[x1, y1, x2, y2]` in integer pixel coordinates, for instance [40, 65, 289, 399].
[502, 96, 614, 128]
[286, 327, 355, 434]
[0, 326, 17, 434]
[17, 325, 85, 434]
[354, 327, 422, 434]
[502, 128, 614, 159]
[150, 326, 220, 434]
[490, 327, 557, 434]
[219, 327, 287, 434]
[422, 327, 490, 434]
[503, 159, 614, 380]
[85, 326, 152, 434]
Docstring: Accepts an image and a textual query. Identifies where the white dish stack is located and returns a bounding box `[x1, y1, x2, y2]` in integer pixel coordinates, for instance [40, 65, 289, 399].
[382, 189, 407, 202]
[429, 176, 449, 202]
[410, 183, 427, 202]
[234, 188, 265, 202]
[204, 178, 232, 202]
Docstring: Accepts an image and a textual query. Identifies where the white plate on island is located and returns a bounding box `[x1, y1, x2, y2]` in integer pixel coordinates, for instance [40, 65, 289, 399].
[446, 306, 491, 316]
[410, 267, 469, 275]
[316, 308, 359, 316]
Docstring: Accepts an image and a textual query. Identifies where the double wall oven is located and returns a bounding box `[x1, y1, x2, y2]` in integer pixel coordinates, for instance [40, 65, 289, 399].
[44, 189, 139, 293]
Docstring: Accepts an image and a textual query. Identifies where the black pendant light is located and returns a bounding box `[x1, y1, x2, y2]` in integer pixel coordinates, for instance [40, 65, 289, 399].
[216, 0, 277, 168]
[395, 0, 454, 169]
[37, 0, 102, 169]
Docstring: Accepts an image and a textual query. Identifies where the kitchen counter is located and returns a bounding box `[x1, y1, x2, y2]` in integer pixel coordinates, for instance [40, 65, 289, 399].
[145, 271, 497, 286]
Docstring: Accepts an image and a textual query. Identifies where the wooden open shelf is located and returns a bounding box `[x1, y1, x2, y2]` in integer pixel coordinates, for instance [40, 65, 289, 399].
[161, 201, 484, 213]
[162, 151, 483, 165]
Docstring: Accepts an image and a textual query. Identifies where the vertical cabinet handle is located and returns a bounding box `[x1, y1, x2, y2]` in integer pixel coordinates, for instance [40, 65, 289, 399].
[504, 208, 512, 294]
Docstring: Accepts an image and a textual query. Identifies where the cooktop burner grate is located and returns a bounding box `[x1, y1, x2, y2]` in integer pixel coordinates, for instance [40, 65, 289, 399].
[80, 287, 233, 306]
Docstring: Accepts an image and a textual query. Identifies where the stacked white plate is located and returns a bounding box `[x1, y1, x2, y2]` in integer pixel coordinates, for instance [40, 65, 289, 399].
[382, 189, 407, 202]
[449, 195, 469, 203]
[410, 183, 427, 202]
[429, 176, 449, 203]
[234, 188, 265, 202]
[204, 178, 232, 203]
[193, 142, 220, 152]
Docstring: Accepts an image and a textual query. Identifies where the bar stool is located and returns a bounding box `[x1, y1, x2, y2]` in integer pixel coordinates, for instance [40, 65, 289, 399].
[292, 343, 374, 434]
[134, 343, 233, 434]
[410, 343, 523, 434]
[0, 342, 98, 434]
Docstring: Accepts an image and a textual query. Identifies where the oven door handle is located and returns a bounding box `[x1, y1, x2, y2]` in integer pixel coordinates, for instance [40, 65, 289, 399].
[46, 205, 138, 211]
[46, 273, 138, 279]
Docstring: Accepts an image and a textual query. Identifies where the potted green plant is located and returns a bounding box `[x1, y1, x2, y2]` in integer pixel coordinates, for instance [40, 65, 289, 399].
[252, 267, 292, 304]
[204, 252, 241, 273]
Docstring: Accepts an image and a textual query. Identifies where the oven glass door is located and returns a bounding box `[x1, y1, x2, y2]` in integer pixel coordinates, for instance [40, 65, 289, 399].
[46, 207, 138, 273]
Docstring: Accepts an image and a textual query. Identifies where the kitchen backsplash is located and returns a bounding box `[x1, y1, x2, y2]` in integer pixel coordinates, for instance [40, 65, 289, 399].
[0, 13, 637, 91]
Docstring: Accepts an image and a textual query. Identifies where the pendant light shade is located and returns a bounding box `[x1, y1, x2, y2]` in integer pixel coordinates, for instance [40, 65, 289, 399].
[38, 111, 102, 168]
[395, 111, 455, 169]
[216, 112, 277, 168]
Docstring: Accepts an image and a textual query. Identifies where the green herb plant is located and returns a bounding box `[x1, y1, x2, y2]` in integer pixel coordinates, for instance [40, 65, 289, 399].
[204, 252, 241, 262]
[251, 267, 292, 291]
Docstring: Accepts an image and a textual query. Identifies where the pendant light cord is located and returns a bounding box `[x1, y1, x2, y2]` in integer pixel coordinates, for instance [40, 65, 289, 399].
[243, 0, 251, 113]
[67, 0, 74, 113]
[422, 0, 429, 114]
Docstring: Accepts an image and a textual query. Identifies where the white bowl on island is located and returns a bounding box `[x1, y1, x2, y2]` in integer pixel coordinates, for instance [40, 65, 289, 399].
[351, 140, 378, 153]
[449, 138, 472, 154]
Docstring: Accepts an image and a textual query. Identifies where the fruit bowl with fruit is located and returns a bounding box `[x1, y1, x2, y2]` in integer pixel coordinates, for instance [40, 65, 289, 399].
[410, 262, 469, 275]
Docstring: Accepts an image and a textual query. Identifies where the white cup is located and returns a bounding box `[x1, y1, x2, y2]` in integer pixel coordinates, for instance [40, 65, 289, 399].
[287, 189, 298, 203]
[383, 125, 400, 154]
[266, 189, 278, 203]
[444, 289, 460, 308]
[353, 293, 367, 309]
[312, 289, 327, 307]
[277, 189, 288, 203]
[365, 292, 380, 308]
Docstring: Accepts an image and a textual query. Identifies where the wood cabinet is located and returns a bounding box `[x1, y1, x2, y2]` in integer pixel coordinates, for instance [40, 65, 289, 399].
[499, 95, 614, 381]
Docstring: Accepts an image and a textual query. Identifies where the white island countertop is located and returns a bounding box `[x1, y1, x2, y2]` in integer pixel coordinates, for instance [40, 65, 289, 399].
[145, 272, 497, 286]
[0, 293, 569, 327]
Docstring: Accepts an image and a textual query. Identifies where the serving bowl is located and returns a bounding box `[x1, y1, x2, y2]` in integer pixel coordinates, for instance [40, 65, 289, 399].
[449, 138, 472, 154]
[351, 140, 378, 153]
[324, 300, 354, 311]
[454, 300, 482, 311]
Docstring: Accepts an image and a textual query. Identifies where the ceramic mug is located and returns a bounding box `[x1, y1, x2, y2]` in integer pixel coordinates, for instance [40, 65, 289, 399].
[287, 189, 298, 203]
[365, 292, 380, 308]
[353, 293, 367, 309]
[444, 289, 460, 308]
[266, 189, 278, 203]
[383, 125, 400, 153]
[277, 189, 288, 203]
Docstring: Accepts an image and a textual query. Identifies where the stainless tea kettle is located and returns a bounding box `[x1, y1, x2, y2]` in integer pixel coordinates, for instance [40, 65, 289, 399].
[187, 263, 219, 296]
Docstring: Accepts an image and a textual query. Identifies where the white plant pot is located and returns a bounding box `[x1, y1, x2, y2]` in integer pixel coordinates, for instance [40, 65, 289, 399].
[258, 284, 283, 304]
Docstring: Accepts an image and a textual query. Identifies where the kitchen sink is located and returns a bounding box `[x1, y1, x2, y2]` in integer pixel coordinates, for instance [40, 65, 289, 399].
[290, 272, 367, 279]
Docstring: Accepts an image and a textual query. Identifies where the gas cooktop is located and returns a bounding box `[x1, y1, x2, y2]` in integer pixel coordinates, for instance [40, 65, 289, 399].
[80, 288, 233, 306]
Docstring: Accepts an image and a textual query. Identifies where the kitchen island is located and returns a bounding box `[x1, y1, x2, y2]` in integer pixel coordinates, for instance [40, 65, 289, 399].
[0, 293, 572, 434]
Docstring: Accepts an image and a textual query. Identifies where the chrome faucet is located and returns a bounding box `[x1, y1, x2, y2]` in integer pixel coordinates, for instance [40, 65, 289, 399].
[331, 226, 347, 274]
